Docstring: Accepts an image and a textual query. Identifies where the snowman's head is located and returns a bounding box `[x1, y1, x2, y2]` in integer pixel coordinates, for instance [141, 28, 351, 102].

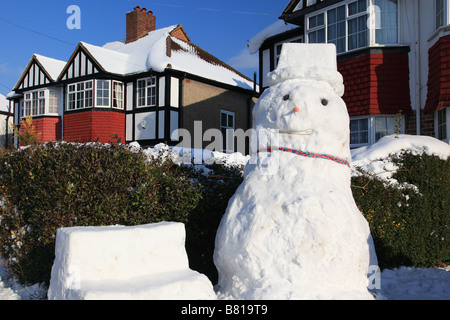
[251, 43, 350, 161]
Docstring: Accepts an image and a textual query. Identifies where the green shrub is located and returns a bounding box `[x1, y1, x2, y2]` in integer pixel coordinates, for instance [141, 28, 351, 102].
[184, 162, 244, 284]
[0, 142, 201, 285]
[352, 151, 450, 269]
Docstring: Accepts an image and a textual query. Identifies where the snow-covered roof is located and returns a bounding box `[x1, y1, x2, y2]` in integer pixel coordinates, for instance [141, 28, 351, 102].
[33, 54, 67, 81]
[0, 94, 9, 113]
[248, 20, 299, 54]
[81, 25, 254, 90]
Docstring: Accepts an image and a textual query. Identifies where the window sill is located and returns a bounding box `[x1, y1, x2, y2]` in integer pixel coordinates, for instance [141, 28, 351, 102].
[428, 24, 450, 44]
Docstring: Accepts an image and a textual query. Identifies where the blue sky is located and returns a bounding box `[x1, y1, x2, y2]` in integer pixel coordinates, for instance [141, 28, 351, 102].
[0, 0, 288, 96]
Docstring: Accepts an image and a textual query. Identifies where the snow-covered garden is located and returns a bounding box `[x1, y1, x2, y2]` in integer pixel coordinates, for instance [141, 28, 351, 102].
[0, 134, 449, 300]
[1, 43, 449, 301]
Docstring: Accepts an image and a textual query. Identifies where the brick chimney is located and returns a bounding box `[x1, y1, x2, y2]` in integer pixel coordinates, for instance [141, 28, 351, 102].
[126, 6, 156, 44]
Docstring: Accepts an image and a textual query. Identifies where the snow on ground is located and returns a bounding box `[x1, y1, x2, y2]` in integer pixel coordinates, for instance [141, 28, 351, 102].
[1, 260, 448, 300]
[0, 134, 449, 300]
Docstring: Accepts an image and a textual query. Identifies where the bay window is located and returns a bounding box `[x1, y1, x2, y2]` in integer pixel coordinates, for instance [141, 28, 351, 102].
[350, 115, 403, 147]
[68, 80, 93, 110]
[67, 80, 124, 110]
[22, 88, 61, 117]
[306, 0, 398, 54]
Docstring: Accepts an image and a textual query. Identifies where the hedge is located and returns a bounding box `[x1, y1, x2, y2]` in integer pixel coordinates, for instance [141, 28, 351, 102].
[0, 142, 448, 287]
[352, 151, 450, 269]
[0, 142, 201, 285]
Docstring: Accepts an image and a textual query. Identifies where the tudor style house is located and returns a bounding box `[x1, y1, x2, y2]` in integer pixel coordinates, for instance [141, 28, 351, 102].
[249, 0, 450, 147]
[0, 93, 14, 148]
[9, 6, 258, 152]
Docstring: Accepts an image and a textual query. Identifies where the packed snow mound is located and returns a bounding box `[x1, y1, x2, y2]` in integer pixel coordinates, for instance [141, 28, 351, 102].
[352, 134, 450, 163]
[351, 135, 450, 183]
[48, 222, 216, 300]
[214, 43, 376, 300]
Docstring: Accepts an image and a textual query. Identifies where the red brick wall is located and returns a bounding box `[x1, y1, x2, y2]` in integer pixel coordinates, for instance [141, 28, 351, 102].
[338, 51, 411, 117]
[32, 117, 62, 142]
[64, 110, 125, 144]
[424, 34, 450, 113]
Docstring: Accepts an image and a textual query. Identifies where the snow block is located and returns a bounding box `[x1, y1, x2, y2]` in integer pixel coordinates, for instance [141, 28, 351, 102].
[48, 222, 216, 300]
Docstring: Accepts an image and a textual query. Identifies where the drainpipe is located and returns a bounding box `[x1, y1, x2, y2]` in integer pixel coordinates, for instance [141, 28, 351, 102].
[415, 0, 421, 135]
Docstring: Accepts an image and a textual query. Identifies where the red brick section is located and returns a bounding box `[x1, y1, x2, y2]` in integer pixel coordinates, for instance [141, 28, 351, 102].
[32, 117, 62, 143]
[64, 110, 125, 144]
[425, 34, 450, 113]
[338, 51, 411, 117]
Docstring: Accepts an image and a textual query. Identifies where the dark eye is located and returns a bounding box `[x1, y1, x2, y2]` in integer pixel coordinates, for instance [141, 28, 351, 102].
[321, 99, 328, 106]
[283, 94, 290, 101]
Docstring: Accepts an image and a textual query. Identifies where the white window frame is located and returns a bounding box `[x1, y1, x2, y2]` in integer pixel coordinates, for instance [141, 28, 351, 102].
[67, 80, 93, 111]
[350, 114, 404, 148]
[436, 0, 448, 30]
[372, 0, 399, 45]
[435, 107, 449, 142]
[112, 81, 124, 110]
[305, 0, 399, 54]
[22, 88, 61, 117]
[220, 110, 235, 153]
[136, 76, 157, 108]
[350, 116, 370, 147]
[48, 89, 60, 115]
[96, 80, 111, 108]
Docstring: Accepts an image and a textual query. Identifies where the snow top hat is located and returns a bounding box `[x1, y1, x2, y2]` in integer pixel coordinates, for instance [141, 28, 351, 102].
[266, 43, 345, 97]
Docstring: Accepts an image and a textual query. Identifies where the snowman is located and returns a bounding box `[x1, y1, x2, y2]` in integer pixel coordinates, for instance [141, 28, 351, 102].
[213, 43, 377, 300]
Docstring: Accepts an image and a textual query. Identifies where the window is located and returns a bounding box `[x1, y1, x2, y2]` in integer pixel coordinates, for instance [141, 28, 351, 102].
[375, 116, 395, 141]
[306, 0, 399, 53]
[96, 80, 110, 107]
[112, 81, 124, 109]
[350, 115, 402, 147]
[275, 37, 303, 68]
[48, 89, 59, 114]
[436, 0, 446, 30]
[373, 0, 398, 44]
[437, 107, 447, 141]
[23, 90, 45, 117]
[327, 5, 346, 53]
[308, 13, 326, 43]
[137, 77, 157, 108]
[307, 0, 368, 53]
[67, 80, 93, 110]
[347, 0, 368, 51]
[220, 110, 235, 153]
[350, 118, 369, 145]
[293, 0, 304, 12]
[24, 93, 31, 116]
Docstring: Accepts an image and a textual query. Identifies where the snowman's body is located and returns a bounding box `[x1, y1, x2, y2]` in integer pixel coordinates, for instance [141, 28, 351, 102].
[214, 44, 377, 300]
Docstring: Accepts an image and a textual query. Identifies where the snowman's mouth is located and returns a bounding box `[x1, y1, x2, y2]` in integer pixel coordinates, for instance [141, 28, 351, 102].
[278, 129, 314, 136]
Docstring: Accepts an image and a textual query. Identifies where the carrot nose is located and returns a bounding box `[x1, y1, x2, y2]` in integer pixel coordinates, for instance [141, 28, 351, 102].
[293, 107, 300, 112]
